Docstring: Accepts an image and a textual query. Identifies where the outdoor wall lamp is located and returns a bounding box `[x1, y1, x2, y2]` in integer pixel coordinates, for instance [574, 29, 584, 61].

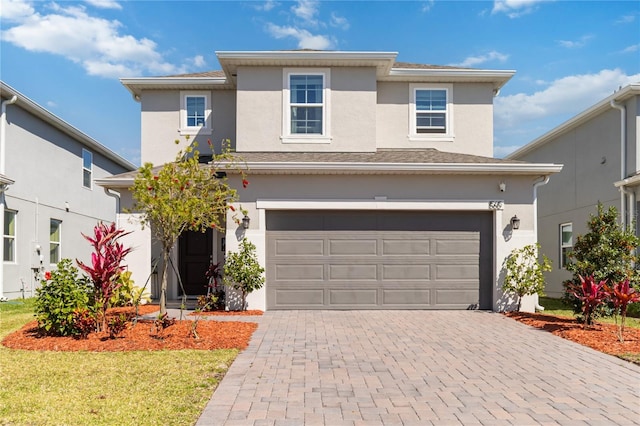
[510, 215, 520, 230]
[499, 182, 506, 192]
[242, 215, 250, 230]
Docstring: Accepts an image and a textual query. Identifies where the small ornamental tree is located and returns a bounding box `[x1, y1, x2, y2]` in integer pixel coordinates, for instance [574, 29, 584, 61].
[223, 238, 265, 311]
[569, 275, 608, 328]
[131, 138, 247, 315]
[502, 243, 552, 311]
[604, 279, 640, 341]
[77, 222, 132, 331]
[563, 202, 640, 318]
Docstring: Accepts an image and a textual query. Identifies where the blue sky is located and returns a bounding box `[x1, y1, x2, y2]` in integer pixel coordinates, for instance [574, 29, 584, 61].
[1, 0, 638, 165]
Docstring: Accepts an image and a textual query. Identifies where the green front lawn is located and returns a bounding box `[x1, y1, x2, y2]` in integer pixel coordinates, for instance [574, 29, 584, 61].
[0, 298, 237, 426]
[539, 296, 640, 329]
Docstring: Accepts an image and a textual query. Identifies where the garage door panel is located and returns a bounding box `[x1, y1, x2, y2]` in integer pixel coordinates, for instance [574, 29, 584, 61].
[382, 264, 430, 280]
[436, 289, 479, 305]
[436, 238, 480, 255]
[329, 289, 378, 305]
[275, 264, 324, 280]
[329, 264, 377, 280]
[436, 264, 479, 280]
[274, 289, 324, 306]
[275, 239, 324, 256]
[382, 289, 431, 305]
[329, 239, 377, 255]
[382, 239, 431, 255]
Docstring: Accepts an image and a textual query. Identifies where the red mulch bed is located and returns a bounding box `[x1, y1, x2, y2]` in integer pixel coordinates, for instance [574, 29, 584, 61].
[2, 305, 257, 352]
[189, 310, 263, 316]
[505, 312, 640, 356]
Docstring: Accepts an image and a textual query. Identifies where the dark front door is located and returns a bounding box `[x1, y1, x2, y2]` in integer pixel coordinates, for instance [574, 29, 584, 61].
[178, 229, 213, 296]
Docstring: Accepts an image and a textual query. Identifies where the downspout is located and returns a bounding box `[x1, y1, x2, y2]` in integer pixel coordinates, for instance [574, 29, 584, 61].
[533, 175, 550, 311]
[0, 95, 18, 301]
[611, 99, 627, 226]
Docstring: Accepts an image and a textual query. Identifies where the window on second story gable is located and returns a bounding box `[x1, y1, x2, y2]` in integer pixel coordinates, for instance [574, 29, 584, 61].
[82, 149, 92, 189]
[409, 84, 453, 141]
[180, 91, 212, 136]
[282, 69, 331, 143]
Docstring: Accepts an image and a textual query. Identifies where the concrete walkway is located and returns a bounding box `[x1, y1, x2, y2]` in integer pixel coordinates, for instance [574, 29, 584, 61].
[196, 311, 640, 425]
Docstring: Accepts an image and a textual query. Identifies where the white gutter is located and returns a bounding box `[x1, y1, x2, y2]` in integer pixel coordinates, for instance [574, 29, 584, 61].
[0, 94, 17, 302]
[611, 99, 628, 227]
[532, 175, 551, 312]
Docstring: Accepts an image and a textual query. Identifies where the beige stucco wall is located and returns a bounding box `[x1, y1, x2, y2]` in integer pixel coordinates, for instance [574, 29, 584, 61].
[140, 90, 236, 166]
[223, 173, 541, 312]
[376, 82, 495, 157]
[235, 66, 377, 152]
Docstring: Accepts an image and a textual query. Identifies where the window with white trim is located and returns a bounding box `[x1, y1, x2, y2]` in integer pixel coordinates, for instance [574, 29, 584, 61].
[282, 68, 331, 143]
[180, 91, 211, 135]
[560, 222, 572, 268]
[82, 149, 92, 189]
[409, 83, 453, 140]
[4, 210, 16, 262]
[50, 219, 61, 265]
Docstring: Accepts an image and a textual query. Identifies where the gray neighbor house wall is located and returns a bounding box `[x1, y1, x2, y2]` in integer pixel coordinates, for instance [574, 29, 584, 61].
[508, 84, 640, 297]
[0, 81, 135, 300]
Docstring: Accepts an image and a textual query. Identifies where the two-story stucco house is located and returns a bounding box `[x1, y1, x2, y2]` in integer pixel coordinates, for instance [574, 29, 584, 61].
[0, 81, 136, 300]
[99, 50, 562, 312]
[508, 83, 640, 297]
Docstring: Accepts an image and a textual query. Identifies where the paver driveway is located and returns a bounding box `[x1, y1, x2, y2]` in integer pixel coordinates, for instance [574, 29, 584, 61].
[196, 311, 640, 425]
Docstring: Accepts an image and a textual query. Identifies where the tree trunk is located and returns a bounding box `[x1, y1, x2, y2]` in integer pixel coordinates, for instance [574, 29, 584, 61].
[159, 249, 170, 315]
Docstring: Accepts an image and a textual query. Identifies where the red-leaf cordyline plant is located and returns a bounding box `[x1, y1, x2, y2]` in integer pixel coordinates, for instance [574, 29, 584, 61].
[77, 222, 132, 331]
[604, 279, 640, 342]
[570, 275, 608, 328]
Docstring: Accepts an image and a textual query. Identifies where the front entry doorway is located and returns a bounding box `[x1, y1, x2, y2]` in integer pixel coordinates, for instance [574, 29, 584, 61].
[178, 229, 214, 296]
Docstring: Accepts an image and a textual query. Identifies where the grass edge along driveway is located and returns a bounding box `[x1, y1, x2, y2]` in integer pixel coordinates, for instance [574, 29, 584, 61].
[0, 299, 238, 426]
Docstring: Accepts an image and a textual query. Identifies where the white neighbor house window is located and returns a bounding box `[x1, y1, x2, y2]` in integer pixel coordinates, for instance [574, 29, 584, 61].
[4, 210, 16, 262]
[82, 149, 92, 189]
[560, 222, 573, 269]
[409, 83, 453, 141]
[180, 91, 211, 135]
[282, 68, 331, 143]
[50, 219, 62, 265]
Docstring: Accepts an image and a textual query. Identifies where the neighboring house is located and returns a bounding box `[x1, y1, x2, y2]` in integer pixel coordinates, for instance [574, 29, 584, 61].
[99, 50, 562, 312]
[0, 81, 136, 300]
[507, 83, 640, 298]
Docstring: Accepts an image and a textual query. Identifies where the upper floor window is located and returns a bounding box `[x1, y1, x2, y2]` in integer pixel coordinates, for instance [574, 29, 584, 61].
[560, 222, 572, 269]
[82, 149, 92, 189]
[4, 210, 16, 262]
[409, 84, 453, 141]
[282, 68, 331, 143]
[50, 219, 62, 265]
[180, 91, 211, 135]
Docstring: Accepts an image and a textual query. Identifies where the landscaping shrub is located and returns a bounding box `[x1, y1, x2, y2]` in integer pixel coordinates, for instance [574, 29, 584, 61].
[502, 243, 551, 311]
[223, 238, 265, 311]
[563, 203, 640, 321]
[110, 270, 151, 307]
[35, 259, 95, 336]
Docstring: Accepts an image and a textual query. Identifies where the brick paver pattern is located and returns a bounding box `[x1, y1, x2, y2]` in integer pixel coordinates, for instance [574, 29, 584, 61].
[196, 311, 640, 425]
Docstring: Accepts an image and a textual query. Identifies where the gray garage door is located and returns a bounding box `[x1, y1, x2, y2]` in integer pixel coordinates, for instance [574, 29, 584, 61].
[266, 210, 493, 310]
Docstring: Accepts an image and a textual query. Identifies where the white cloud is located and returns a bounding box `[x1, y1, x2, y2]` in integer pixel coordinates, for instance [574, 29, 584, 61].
[492, 0, 549, 18]
[46, 100, 57, 109]
[84, 0, 122, 10]
[253, 0, 278, 12]
[495, 69, 640, 130]
[291, 0, 320, 27]
[621, 44, 639, 54]
[557, 34, 594, 49]
[191, 55, 206, 68]
[330, 12, 349, 30]
[615, 13, 636, 25]
[0, 0, 35, 21]
[1, 1, 186, 78]
[421, 0, 435, 13]
[453, 51, 509, 67]
[266, 23, 333, 50]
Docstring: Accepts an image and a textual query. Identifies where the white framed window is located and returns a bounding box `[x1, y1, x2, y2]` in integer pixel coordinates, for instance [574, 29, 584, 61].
[4, 210, 16, 262]
[409, 83, 454, 141]
[179, 91, 211, 135]
[560, 222, 573, 269]
[82, 149, 92, 189]
[282, 68, 331, 144]
[50, 219, 62, 265]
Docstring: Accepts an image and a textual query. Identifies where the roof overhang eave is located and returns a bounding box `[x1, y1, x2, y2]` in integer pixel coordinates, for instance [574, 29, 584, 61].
[120, 77, 231, 98]
[383, 69, 516, 90]
[231, 161, 563, 175]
